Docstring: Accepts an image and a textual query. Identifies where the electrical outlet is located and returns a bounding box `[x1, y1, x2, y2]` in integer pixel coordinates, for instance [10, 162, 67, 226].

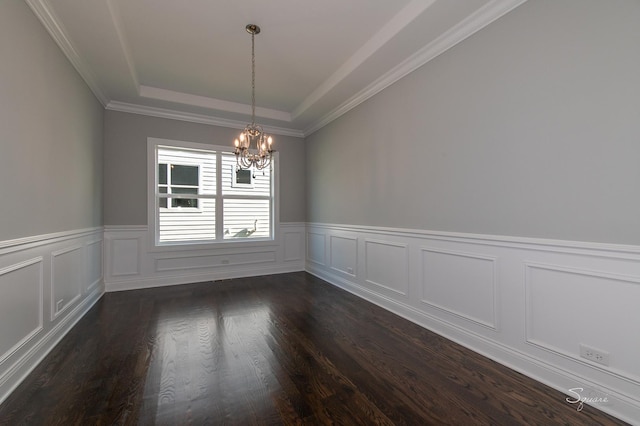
[56, 299, 64, 312]
[580, 344, 610, 366]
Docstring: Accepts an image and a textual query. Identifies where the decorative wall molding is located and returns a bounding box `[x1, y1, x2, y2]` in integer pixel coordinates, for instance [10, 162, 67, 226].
[306, 232, 326, 266]
[305, 223, 640, 256]
[50, 244, 84, 321]
[420, 247, 498, 330]
[0, 258, 43, 367]
[85, 239, 103, 293]
[0, 228, 103, 406]
[109, 237, 141, 277]
[283, 231, 304, 262]
[329, 235, 357, 277]
[525, 262, 640, 386]
[306, 222, 640, 423]
[104, 222, 306, 292]
[0, 227, 103, 253]
[155, 249, 277, 272]
[364, 239, 409, 296]
[3, 221, 638, 422]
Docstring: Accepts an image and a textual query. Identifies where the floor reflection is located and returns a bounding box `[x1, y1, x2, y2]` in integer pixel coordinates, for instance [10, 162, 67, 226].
[142, 301, 277, 423]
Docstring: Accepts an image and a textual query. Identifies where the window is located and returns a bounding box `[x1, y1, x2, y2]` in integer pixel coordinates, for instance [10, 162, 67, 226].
[148, 138, 277, 245]
[232, 168, 253, 187]
[158, 163, 200, 208]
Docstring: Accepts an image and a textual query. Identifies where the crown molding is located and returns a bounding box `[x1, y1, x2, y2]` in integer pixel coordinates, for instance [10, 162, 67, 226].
[24, 0, 109, 106]
[303, 0, 529, 136]
[106, 101, 305, 138]
[139, 86, 292, 123]
[26, 0, 528, 139]
[291, 0, 437, 121]
[106, 0, 140, 90]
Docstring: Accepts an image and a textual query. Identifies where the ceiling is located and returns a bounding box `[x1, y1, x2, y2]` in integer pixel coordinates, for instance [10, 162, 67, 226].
[26, 0, 527, 137]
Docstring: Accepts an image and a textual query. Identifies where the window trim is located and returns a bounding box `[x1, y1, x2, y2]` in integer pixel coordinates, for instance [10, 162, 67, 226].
[147, 137, 279, 251]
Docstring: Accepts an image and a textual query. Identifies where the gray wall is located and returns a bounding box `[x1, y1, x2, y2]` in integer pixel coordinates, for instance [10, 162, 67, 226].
[104, 110, 306, 225]
[306, 0, 640, 245]
[0, 0, 104, 241]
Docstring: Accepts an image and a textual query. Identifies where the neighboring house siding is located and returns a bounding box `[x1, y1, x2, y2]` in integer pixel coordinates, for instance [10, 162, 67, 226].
[157, 148, 271, 242]
[158, 148, 216, 242]
[221, 153, 271, 240]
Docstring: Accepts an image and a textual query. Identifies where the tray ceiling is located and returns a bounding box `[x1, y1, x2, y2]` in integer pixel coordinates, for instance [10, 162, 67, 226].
[26, 0, 527, 136]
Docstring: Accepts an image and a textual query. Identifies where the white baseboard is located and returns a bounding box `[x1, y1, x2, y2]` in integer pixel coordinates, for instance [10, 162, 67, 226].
[305, 222, 640, 425]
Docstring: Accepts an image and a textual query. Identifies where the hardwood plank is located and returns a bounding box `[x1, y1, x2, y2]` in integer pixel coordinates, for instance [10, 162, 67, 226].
[0, 272, 628, 425]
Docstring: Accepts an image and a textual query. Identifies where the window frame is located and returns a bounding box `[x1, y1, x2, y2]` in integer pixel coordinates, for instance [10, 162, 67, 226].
[147, 137, 279, 250]
[158, 162, 202, 211]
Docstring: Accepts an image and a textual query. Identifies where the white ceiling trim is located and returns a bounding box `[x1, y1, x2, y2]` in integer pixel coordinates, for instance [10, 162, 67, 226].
[24, 0, 109, 106]
[106, 101, 305, 138]
[291, 0, 437, 121]
[25, 0, 529, 139]
[106, 0, 140, 90]
[139, 85, 292, 122]
[303, 0, 529, 136]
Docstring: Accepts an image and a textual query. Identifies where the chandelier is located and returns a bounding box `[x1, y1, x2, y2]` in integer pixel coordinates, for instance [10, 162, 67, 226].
[233, 24, 273, 170]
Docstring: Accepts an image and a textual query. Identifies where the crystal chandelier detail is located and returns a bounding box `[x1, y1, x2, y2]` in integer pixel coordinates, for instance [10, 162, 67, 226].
[233, 24, 273, 170]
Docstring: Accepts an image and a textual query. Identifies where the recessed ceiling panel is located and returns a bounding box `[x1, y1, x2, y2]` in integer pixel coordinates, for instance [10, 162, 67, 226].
[30, 0, 527, 135]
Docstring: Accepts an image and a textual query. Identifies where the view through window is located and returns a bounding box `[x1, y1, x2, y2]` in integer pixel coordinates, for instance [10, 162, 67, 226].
[151, 140, 275, 244]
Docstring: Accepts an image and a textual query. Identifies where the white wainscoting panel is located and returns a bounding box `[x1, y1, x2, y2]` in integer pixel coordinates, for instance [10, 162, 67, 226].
[156, 249, 277, 272]
[305, 222, 640, 424]
[51, 245, 83, 320]
[307, 232, 326, 266]
[365, 239, 409, 296]
[86, 239, 103, 292]
[421, 248, 497, 330]
[0, 258, 43, 366]
[0, 228, 103, 406]
[525, 262, 640, 383]
[110, 237, 140, 277]
[283, 231, 303, 262]
[330, 235, 357, 277]
[104, 223, 305, 291]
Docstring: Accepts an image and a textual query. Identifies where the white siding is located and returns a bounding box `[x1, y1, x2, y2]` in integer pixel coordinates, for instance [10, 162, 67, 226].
[222, 153, 271, 240]
[155, 148, 272, 242]
[158, 147, 216, 242]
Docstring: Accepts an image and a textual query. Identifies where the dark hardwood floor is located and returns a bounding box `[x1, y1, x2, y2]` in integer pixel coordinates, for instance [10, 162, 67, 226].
[0, 272, 627, 425]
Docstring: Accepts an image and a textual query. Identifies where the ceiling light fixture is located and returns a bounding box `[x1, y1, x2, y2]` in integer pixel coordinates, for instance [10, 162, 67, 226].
[233, 24, 273, 170]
